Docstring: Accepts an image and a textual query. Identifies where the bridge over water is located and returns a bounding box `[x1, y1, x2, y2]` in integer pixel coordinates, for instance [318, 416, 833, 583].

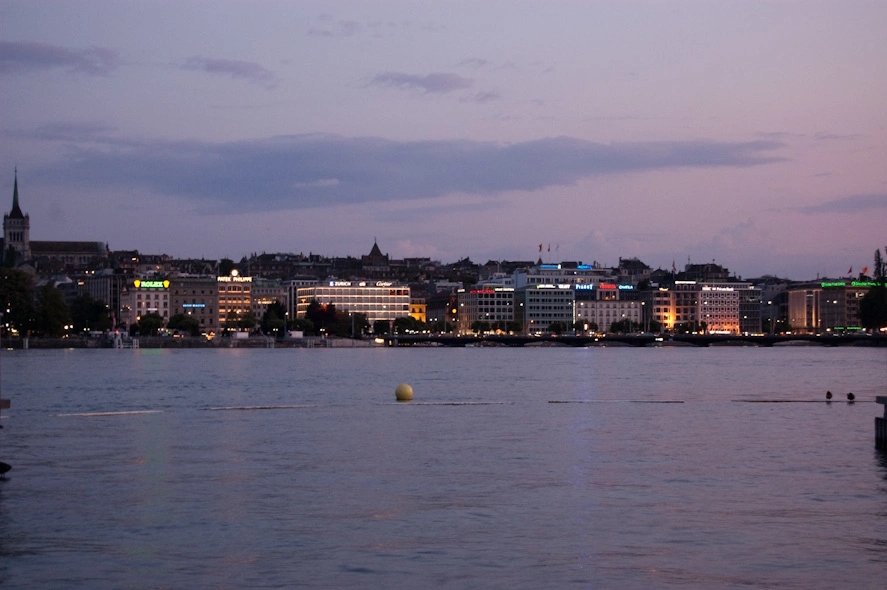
[383, 333, 886, 348]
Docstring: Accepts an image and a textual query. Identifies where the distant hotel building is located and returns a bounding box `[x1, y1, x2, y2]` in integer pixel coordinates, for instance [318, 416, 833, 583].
[513, 262, 611, 288]
[217, 271, 253, 332]
[787, 280, 877, 333]
[119, 278, 171, 327]
[456, 286, 515, 334]
[653, 280, 761, 334]
[516, 284, 575, 334]
[575, 284, 643, 332]
[169, 276, 219, 333]
[296, 280, 411, 323]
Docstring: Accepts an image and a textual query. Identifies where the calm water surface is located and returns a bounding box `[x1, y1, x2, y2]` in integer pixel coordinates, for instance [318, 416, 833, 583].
[1, 346, 886, 589]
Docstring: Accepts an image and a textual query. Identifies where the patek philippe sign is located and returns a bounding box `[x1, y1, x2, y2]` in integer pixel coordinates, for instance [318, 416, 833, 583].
[218, 276, 252, 283]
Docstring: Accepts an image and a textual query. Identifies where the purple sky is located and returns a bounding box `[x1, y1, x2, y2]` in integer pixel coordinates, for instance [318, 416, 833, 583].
[1, 0, 885, 280]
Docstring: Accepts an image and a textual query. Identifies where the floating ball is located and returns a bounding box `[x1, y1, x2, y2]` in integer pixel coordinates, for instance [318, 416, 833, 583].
[395, 383, 414, 401]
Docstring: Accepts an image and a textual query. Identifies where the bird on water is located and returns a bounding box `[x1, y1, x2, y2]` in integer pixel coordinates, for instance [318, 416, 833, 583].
[826, 391, 833, 401]
[847, 392, 855, 402]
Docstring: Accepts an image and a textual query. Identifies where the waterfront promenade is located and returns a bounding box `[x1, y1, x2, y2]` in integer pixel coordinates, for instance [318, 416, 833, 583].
[5, 333, 882, 349]
[384, 333, 887, 348]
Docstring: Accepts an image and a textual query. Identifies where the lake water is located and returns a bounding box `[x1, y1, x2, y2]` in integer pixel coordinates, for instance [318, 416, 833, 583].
[0, 346, 885, 589]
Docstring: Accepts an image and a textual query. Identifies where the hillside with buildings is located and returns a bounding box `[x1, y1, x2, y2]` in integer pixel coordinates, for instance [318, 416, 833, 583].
[3, 171, 886, 340]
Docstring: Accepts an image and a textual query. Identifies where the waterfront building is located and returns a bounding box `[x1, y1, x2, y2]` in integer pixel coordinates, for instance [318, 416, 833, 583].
[80, 268, 132, 326]
[217, 271, 253, 332]
[516, 284, 575, 334]
[512, 262, 613, 289]
[295, 280, 411, 324]
[425, 291, 458, 331]
[653, 281, 761, 334]
[119, 278, 171, 327]
[574, 284, 643, 333]
[284, 276, 319, 321]
[251, 277, 286, 320]
[169, 276, 219, 333]
[456, 286, 515, 334]
[409, 295, 427, 323]
[787, 280, 878, 333]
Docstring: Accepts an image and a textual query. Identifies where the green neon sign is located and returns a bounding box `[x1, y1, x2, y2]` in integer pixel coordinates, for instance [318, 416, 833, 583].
[133, 280, 170, 289]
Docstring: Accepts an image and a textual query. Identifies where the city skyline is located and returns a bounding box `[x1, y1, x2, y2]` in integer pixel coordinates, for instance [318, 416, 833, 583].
[2, 1, 885, 281]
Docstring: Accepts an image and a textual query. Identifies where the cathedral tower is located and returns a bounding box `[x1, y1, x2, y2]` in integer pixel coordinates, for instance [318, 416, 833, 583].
[3, 169, 31, 263]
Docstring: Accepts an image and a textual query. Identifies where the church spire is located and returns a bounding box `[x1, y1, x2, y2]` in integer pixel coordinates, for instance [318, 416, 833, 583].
[8, 168, 24, 219]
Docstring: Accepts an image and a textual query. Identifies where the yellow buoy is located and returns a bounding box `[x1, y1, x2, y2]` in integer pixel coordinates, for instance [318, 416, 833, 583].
[395, 383, 414, 401]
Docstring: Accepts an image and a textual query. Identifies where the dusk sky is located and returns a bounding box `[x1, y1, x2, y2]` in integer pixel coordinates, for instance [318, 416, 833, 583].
[2, 1, 885, 280]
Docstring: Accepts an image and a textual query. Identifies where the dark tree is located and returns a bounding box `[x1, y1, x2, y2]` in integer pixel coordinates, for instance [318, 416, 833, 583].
[429, 320, 454, 334]
[168, 313, 201, 336]
[330, 312, 368, 338]
[305, 300, 338, 335]
[132, 312, 164, 336]
[0, 267, 35, 335]
[290, 317, 314, 334]
[874, 248, 885, 281]
[34, 283, 71, 337]
[261, 301, 288, 336]
[548, 321, 567, 334]
[70, 293, 113, 334]
[859, 248, 887, 330]
[237, 311, 258, 331]
[470, 320, 491, 334]
[393, 316, 426, 334]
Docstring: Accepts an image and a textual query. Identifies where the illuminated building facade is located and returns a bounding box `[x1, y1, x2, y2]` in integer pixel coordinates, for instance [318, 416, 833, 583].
[119, 279, 171, 327]
[170, 276, 218, 332]
[251, 277, 286, 321]
[516, 284, 575, 333]
[574, 284, 642, 332]
[284, 276, 319, 320]
[296, 281, 410, 323]
[409, 296, 427, 323]
[788, 281, 878, 333]
[456, 287, 515, 334]
[218, 271, 253, 332]
[512, 263, 611, 288]
[654, 281, 761, 334]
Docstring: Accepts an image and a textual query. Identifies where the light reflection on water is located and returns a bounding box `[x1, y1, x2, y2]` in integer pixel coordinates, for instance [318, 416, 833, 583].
[0, 347, 885, 588]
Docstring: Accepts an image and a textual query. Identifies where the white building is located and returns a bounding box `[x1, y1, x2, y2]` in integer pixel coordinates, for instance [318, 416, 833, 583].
[296, 280, 411, 323]
[512, 263, 614, 289]
[516, 284, 576, 333]
[574, 284, 643, 333]
[653, 281, 761, 334]
[456, 287, 515, 334]
[119, 278, 171, 327]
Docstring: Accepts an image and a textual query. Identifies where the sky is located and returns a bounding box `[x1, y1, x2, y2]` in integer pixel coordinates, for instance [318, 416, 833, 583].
[1, 0, 885, 280]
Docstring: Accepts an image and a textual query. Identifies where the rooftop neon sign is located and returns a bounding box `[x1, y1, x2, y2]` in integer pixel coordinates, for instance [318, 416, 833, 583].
[133, 280, 169, 289]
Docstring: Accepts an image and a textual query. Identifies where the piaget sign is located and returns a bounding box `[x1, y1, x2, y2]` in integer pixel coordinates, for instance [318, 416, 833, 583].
[133, 280, 170, 289]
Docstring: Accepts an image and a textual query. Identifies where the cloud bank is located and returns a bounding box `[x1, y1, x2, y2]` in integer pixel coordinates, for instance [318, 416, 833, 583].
[799, 193, 887, 214]
[182, 57, 276, 87]
[370, 72, 473, 93]
[0, 41, 118, 75]
[34, 133, 787, 212]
